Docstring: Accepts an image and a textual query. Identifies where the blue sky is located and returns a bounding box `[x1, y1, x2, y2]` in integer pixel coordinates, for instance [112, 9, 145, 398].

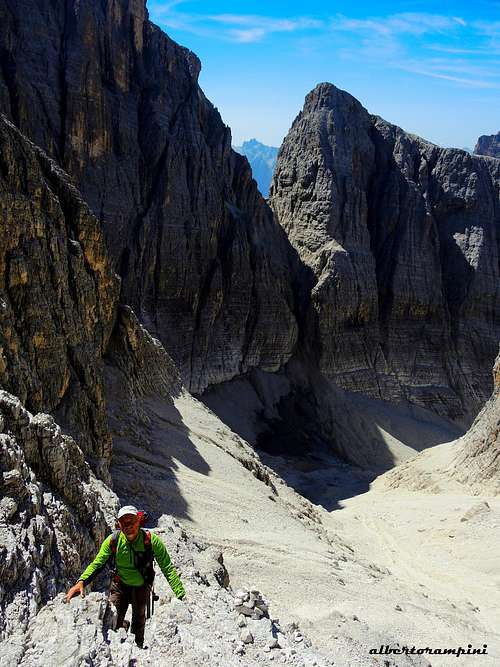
[149, 1, 500, 149]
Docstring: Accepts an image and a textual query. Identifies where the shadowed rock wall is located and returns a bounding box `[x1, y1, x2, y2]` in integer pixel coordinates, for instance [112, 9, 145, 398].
[270, 83, 500, 423]
[0, 115, 119, 468]
[0, 0, 298, 393]
[450, 349, 500, 493]
[2, 5, 498, 424]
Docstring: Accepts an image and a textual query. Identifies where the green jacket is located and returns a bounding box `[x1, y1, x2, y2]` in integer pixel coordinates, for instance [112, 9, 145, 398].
[79, 530, 185, 599]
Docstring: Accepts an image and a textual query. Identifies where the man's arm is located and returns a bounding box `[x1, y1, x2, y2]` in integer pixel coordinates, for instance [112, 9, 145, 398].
[151, 533, 186, 599]
[66, 535, 113, 602]
[79, 534, 113, 585]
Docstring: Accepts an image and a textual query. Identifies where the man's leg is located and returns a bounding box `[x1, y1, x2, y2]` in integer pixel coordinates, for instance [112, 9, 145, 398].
[109, 581, 130, 631]
[130, 584, 150, 648]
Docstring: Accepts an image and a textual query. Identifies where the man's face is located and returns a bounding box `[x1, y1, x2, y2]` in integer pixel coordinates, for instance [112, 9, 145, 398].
[118, 514, 140, 541]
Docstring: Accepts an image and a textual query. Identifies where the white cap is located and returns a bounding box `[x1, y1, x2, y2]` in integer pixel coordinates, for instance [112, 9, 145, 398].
[117, 505, 138, 520]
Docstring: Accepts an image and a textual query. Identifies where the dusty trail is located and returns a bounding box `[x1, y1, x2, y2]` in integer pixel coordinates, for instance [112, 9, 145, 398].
[109, 385, 500, 666]
[322, 487, 500, 666]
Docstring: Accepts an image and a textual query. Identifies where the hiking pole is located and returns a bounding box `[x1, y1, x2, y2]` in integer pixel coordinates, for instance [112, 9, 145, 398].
[151, 586, 159, 616]
[150, 562, 158, 617]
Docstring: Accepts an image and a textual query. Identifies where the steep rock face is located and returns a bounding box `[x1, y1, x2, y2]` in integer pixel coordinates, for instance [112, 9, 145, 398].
[104, 304, 183, 454]
[475, 132, 500, 158]
[0, 115, 119, 468]
[0, 0, 298, 393]
[0, 220, 187, 643]
[450, 350, 500, 493]
[270, 83, 500, 422]
[0, 534, 336, 667]
[377, 349, 500, 495]
[0, 390, 118, 640]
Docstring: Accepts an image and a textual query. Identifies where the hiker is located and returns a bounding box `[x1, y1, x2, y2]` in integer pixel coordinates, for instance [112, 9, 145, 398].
[66, 505, 185, 648]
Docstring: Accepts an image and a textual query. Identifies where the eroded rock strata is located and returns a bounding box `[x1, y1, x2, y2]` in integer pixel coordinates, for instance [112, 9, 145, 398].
[1, 2, 498, 424]
[270, 83, 500, 423]
[0, 0, 298, 393]
[0, 390, 118, 641]
[450, 350, 500, 493]
[0, 4, 500, 662]
[0, 115, 119, 470]
[475, 132, 500, 159]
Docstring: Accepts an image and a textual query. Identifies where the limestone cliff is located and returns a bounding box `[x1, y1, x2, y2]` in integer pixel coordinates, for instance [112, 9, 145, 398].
[0, 390, 118, 640]
[475, 132, 500, 158]
[2, 4, 498, 425]
[270, 83, 500, 423]
[1, 9, 500, 659]
[0, 115, 119, 470]
[0, 0, 298, 393]
[449, 350, 500, 493]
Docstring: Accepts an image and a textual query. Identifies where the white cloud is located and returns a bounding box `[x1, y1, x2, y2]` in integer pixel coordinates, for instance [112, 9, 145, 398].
[208, 14, 323, 31]
[398, 64, 500, 88]
[427, 45, 493, 55]
[148, 4, 500, 88]
[149, 4, 323, 42]
[331, 12, 466, 37]
[328, 12, 500, 89]
[229, 28, 267, 43]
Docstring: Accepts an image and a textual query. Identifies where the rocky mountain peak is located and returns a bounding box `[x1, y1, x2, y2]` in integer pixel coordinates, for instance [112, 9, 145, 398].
[302, 82, 368, 116]
[234, 139, 279, 197]
[1, 3, 500, 664]
[270, 82, 500, 424]
[0, 0, 297, 394]
[474, 131, 500, 158]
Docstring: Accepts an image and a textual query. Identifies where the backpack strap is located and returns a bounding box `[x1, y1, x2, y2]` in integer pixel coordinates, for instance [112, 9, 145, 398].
[143, 529, 151, 549]
[135, 529, 155, 586]
[110, 530, 121, 553]
[109, 530, 121, 584]
[140, 529, 154, 568]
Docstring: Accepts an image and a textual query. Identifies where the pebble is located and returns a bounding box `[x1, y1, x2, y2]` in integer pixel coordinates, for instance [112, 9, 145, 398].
[240, 628, 254, 644]
[235, 588, 250, 601]
[235, 604, 254, 616]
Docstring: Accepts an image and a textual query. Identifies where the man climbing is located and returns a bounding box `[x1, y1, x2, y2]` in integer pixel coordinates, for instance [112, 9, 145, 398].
[66, 505, 185, 648]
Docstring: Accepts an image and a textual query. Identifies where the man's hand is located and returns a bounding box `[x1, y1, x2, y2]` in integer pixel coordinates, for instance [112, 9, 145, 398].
[66, 580, 85, 603]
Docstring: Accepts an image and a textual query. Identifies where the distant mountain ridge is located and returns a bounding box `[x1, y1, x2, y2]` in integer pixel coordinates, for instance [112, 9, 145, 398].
[233, 138, 279, 197]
